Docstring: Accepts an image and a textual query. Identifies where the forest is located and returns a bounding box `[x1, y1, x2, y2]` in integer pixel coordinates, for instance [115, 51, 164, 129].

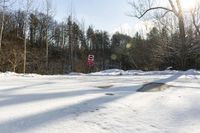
[0, 0, 200, 74]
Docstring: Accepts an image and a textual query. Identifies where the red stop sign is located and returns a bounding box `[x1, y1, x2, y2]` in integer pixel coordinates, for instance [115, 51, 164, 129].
[87, 54, 94, 67]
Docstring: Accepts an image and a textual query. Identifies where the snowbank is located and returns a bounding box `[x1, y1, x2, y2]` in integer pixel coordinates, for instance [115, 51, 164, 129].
[68, 72, 86, 76]
[1, 69, 200, 77]
[0, 72, 44, 78]
[89, 69, 200, 76]
[89, 69, 125, 76]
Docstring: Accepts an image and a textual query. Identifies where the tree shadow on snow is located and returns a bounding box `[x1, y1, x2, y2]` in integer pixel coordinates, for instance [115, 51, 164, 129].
[0, 85, 140, 133]
[0, 82, 55, 94]
[0, 85, 139, 108]
[0, 73, 186, 133]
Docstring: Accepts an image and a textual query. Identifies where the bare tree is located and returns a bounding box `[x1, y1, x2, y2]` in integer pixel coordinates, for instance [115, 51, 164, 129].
[23, 0, 33, 73]
[190, 1, 200, 37]
[129, 0, 187, 69]
[44, 0, 52, 73]
[0, 0, 6, 51]
[8, 49, 23, 72]
[0, 0, 15, 50]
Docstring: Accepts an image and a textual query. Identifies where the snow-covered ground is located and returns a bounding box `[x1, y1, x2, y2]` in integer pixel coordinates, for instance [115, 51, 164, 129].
[0, 70, 200, 133]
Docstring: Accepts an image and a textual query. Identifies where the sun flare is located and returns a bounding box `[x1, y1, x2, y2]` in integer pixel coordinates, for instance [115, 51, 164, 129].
[181, 0, 197, 10]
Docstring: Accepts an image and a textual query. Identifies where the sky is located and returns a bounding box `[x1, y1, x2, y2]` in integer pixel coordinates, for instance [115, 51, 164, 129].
[50, 0, 146, 36]
[13, 0, 151, 36]
[12, 0, 197, 36]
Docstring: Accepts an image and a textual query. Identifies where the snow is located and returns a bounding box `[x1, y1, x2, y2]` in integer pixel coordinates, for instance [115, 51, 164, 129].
[0, 69, 200, 133]
[90, 69, 200, 76]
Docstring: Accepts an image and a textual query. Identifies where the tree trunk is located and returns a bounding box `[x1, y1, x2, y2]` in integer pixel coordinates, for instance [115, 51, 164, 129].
[23, 0, 32, 74]
[71, 35, 74, 72]
[23, 23, 27, 74]
[45, 0, 51, 74]
[178, 16, 187, 69]
[102, 34, 105, 70]
[0, 0, 5, 50]
[46, 25, 48, 73]
[176, 0, 187, 69]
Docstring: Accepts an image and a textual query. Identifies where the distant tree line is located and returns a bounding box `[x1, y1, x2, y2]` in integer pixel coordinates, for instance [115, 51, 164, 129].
[0, 6, 112, 74]
[0, 0, 200, 74]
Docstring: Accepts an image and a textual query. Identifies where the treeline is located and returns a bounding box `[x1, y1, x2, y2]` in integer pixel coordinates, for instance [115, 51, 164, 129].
[1, 5, 200, 74]
[0, 6, 116, 74]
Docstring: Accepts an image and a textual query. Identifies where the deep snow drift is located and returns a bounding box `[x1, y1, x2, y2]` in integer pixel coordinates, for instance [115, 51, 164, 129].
[0, 70, 200, 133]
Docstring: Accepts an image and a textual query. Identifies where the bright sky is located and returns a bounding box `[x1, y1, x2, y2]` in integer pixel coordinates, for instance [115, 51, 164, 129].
[12, 0, 198, 36]
[50, 0, 144, 36]
[12, 0, 153, 36]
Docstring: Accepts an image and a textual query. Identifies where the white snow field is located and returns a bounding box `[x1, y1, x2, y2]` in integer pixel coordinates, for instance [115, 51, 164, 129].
[0, 69, 200, 133]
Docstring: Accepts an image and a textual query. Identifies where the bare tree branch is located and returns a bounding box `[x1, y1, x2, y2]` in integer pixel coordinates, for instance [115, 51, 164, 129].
[168, 0, 178, 16]
[135, 6, 173, 19]
[191, 10, 200, 36]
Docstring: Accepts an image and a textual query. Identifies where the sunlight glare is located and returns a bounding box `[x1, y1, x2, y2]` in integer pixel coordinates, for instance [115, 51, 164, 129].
[181, 0, 197, 10]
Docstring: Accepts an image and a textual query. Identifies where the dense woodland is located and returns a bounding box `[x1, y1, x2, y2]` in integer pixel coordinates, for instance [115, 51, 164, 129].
[0, 0, 200, 74]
